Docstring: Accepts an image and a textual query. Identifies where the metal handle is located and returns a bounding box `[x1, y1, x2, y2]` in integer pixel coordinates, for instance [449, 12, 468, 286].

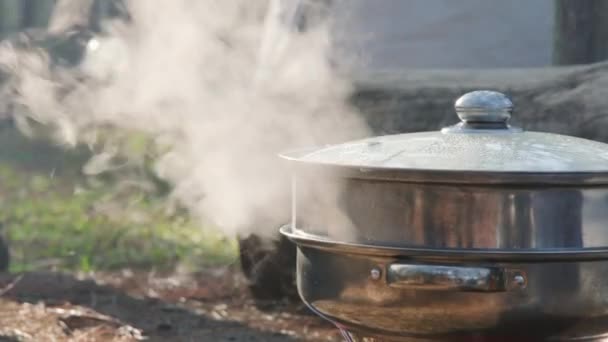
[385, 263, 526, 292]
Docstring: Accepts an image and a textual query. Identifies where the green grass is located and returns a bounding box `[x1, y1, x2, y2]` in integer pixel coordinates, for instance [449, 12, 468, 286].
[0, 125, 238, 273]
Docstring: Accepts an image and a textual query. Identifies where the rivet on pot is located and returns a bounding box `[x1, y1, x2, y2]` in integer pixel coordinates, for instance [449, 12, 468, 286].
[370, 268, 382, 280]
[512, 274, 526, 288]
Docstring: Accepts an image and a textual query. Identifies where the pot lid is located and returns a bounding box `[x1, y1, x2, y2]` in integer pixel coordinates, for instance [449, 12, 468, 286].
[282, 90, 608, 180]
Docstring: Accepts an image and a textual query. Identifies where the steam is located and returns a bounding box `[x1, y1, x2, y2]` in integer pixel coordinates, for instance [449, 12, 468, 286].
[0, 0, 370, 237]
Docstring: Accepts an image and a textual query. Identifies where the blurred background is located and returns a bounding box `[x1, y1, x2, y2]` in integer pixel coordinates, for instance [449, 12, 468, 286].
[0, 0, 606, 341]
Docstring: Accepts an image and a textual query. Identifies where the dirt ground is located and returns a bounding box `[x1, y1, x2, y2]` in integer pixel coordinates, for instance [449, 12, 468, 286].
[0, 266, 343, 342]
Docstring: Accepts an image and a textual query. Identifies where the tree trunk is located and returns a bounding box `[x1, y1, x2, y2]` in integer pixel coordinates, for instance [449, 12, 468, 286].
[47, 0, 94, 34]
[553, 0, 608, 65]
[0, 0, 24, 39]
[24, 0, 57, 28]
[89, 0, 110, 32]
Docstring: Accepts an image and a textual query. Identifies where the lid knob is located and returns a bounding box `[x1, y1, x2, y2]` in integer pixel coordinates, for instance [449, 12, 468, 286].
[455, 90, 513, 124]
[442, 90, 521, 133]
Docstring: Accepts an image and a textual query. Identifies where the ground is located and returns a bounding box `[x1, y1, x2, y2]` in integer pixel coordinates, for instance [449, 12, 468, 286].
[0, 124, 342, 341]
[0, 267, 341, 342]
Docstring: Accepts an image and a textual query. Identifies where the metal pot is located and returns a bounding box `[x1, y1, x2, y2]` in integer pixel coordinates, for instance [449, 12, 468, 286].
[280, 90, 608, 341]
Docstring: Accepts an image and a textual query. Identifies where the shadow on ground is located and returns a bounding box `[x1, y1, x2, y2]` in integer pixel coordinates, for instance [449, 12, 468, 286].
[0, 271, 335, 341]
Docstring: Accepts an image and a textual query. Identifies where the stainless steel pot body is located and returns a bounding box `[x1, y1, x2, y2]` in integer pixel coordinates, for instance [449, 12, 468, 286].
[283, 169, 608, 340]
[292, 166, 608, 253]
[289, 240, 608, 341]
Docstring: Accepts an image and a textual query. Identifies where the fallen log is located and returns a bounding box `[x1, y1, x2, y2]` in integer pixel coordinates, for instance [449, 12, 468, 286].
[351, 62, 608, 142]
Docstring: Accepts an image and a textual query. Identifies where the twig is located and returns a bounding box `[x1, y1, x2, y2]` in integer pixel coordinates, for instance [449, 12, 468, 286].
[0, 274, 23, 297]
